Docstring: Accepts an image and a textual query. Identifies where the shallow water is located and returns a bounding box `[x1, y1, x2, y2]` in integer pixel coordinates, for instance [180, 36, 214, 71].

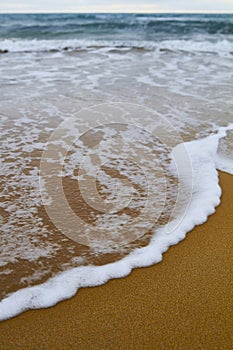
[0, 13, 233, 320]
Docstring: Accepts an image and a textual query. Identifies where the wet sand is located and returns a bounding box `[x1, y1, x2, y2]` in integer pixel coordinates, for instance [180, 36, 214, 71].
[0, 171, 232, 350]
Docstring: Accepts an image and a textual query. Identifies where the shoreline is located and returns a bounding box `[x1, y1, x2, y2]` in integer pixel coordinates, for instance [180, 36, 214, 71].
[0, 171, 232, 349]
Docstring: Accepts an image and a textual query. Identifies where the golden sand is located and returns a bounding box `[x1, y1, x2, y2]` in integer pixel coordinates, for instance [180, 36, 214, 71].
[0, 171, 232, 349]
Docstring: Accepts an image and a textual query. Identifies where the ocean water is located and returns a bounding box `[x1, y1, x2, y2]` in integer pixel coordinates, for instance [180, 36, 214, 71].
[0, 13, 233, 320]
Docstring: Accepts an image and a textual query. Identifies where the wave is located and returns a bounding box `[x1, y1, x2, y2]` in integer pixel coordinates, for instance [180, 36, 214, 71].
[0, 38, 233, 55]
[0, 124, 232, 321]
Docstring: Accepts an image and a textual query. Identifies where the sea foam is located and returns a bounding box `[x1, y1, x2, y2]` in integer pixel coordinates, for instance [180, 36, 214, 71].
[0, 38, 232, 56]
[0, 124, 232, 321]
[216, 154, 233, 175]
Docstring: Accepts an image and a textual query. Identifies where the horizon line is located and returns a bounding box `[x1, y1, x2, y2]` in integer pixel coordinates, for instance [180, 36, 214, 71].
[0, 11, 233, 14]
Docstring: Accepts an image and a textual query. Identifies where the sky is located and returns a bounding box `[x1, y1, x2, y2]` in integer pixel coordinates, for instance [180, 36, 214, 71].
[0, 0, 233, 13]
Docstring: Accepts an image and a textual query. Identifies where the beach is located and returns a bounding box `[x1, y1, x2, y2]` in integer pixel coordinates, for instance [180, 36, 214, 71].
[1, 170, 232, 350]
[1, 13, 233, 349]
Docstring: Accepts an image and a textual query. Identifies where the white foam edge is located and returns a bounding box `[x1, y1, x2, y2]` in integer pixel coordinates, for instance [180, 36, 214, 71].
[1, 38, 233, 55]
[216, 154, 233, 175]
[0, 124, 233, 321]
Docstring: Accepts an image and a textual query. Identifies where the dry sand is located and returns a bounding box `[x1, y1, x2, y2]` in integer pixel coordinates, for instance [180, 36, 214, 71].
[0, 171, 232, 350]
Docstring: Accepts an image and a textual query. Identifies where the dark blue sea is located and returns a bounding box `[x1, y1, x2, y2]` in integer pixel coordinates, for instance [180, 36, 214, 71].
[0, 13, 233, 52]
